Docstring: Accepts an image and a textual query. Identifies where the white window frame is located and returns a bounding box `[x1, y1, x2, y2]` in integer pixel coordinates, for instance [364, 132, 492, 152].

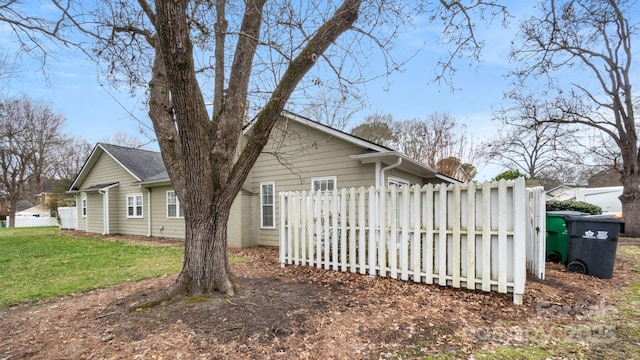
[166, 190, 184, 218]
[388, 176, 410, 188]
[126, 193, 144, 218]
[388, 176, 410, 223]
[81, 194, 87, 218]
[260, 182, 276, 229]
[311, 176, 337, 192]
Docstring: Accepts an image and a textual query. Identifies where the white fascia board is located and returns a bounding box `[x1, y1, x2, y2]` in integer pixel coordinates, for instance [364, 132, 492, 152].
[243, 111, 390, 153]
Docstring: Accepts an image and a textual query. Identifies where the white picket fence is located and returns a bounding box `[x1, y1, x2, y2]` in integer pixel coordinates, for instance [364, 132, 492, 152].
[280, 178, 546, 304]
[6, 216, 59, 228]
[58, 206, 78, 230]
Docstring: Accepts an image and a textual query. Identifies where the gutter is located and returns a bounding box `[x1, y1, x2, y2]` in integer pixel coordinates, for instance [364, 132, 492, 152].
[141, 185, 152, 237]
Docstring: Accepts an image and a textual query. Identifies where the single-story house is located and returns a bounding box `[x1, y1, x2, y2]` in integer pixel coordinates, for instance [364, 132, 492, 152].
[546, 184, 623, 215]
[68, 111, 459, 247]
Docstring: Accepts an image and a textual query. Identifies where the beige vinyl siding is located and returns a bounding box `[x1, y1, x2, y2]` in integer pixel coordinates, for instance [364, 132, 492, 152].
[248, 119, 377, 246]
[141, 185, 257, 245]
[85, 192, 104, 233]
[77, 194, 87, 231]
[81, 152, 136, 188]
[117, 188, 148, 236]
[227, 190, 258, 248]
[148, 185, 186, 239]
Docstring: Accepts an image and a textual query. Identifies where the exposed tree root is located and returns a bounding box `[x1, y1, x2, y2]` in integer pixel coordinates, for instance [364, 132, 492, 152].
[127, 272, 243, 310]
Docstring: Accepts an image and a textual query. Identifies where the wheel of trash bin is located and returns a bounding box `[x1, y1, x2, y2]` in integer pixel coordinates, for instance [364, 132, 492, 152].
[566, 261, 587, 274]
[546, 252, 562, 263]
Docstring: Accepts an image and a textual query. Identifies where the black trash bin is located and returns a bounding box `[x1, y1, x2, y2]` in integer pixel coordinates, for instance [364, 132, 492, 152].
[561, 214, 624, 279]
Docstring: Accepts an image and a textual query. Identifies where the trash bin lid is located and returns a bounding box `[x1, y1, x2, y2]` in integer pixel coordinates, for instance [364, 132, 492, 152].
[546, 211, 589, 216]
[562, 214, 624, 223]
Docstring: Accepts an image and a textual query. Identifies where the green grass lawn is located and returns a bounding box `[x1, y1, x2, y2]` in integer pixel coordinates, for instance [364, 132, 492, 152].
[0, 227, 185, 307]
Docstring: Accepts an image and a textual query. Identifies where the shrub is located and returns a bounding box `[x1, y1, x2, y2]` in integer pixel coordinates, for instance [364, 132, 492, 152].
[546, 199, 602, 215]
[493, 169, 528, 181]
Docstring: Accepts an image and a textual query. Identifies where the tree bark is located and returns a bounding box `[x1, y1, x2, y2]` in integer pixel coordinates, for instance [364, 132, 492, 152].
[619, 144, 640, 236]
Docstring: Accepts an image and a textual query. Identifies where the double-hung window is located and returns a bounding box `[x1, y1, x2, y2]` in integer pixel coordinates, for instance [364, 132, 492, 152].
[388, 176, 410, 222]
[311, 176, 336, 192]
[167, 191, 184, 218]
[388, 176, 409, 188]
[260, 182, 275, 229]
[126, 193, 143, 218]
[81, 194, 87, 217]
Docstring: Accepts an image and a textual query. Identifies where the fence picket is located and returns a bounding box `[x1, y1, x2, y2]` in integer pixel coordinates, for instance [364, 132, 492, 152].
[301, 192, 307, 266]
[424, 184, 434, 284]
[412, 185, 421, 283]
[348, 188, 356, 273]
[279, 192, 286, 266]
[452, 184, 461, 288]
[368, 186, 376, 277]
[400, 185, 409, 281]
[293, 192, 300, 265]
[339, 189, 347, 271]
[389, 186, 397, 279]
[481, 181, 492, 292]
[332, 190, 338, 271]
[437, 183, 447, 287]
[378, 186, 387, 277]
[358, 187, 366, 275]
[498, 180, 508, 293]
[466, 182, 477, 290]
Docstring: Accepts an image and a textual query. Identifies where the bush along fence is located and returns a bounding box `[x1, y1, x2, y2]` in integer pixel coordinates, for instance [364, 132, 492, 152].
[279, 178, 546, 305]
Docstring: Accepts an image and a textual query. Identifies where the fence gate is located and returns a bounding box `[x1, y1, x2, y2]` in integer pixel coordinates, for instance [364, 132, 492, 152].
[280, 178, 546, 305]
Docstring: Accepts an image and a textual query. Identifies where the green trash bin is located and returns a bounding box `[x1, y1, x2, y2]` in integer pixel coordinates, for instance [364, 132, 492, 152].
[545, 211, 587, 264]
[1, 220, 5, 228]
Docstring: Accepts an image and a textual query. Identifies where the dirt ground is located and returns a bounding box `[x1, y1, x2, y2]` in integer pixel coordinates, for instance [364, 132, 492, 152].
[1, 236, 639, 359]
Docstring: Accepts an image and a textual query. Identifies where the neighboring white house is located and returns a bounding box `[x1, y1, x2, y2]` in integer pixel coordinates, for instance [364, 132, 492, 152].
[546, 184, 623, 214]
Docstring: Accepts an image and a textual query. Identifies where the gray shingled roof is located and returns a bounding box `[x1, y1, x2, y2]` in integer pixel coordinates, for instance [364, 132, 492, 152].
[99, 143, 167, 181]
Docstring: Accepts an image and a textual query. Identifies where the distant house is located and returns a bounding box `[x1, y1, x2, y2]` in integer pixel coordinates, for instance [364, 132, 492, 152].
[68, 111, 458, 247]
[546, 184, 623, 214]
[546, 184, 580, 201]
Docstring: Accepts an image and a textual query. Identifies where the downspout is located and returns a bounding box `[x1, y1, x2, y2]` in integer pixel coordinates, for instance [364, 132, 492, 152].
[377, 156, 402, 253]
[375, 161, 382, 188]
[380, 157, 402, 187]
[142, 186, 152, 237]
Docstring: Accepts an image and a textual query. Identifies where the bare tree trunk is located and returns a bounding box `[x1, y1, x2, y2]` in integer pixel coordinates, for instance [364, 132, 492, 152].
[619, 151, 640, 236]
[174, 199, 235, 295]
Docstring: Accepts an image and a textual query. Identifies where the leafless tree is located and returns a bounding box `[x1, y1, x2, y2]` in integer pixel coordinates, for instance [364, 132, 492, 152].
[0, 96, 66, 226]
[100, 131, 147, 149]
[350, 113, 397, 147]
[393, 113, 480, 181]
[301, 89, 361, 131]
[485, 93, 584, 184]
[511, 0, 639, 235]
[0, 0, 80, 70]
[57, 0, 508, 299]
[50, 136, 93, 181]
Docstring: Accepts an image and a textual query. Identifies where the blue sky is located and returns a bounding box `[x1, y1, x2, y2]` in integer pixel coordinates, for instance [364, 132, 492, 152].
[1, 2, 544, 181]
